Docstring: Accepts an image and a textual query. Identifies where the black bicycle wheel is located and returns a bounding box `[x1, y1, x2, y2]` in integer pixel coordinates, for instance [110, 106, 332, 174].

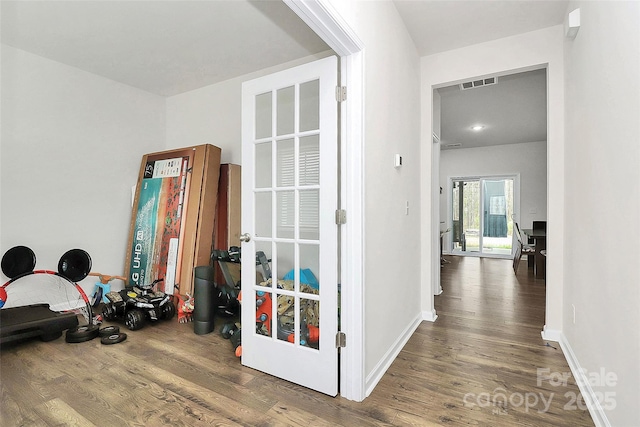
[91, 286, 103, 308]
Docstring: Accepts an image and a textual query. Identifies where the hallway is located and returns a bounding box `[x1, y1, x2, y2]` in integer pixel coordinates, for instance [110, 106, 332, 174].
[366, 256, 594, 426]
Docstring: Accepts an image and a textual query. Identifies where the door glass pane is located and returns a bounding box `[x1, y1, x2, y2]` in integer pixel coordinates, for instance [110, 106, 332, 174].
[300, 297, 319, 349]
[299, 135, 319, 186]
[255, 241, 272, 285]
[482, 179, 514, 255]
[277, 86, 295, 136]
[255, 92, 272, 139]
[452, 180, 480, 253]
[277, 139, 295, 187]
[299, 79, 319, 132]
[299, 189, 319, 240]
[452, 178, 515, 257]
[277, 190, 295, 239]
[276, 290, 295, 344]
[276, 242, 295, 284]
[299, 244, 319, 295]
[255, 142, 272, 188]
[255, 192, 272, 238]
[255, 290, 272, 337]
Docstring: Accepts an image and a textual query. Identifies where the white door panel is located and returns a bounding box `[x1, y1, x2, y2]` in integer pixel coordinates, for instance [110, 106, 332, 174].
[241, 56, 338, 395]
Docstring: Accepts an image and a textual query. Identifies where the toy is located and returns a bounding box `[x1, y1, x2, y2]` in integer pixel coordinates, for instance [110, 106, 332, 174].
[88, 272, 126, 306]
[176, 293, 194, 323]
[101, 278, 176, 330]
[272, 277, 320, 348]
[1, 246, 97, 344]
[255, 290, 272, 336]
[282, 322, 319, 347]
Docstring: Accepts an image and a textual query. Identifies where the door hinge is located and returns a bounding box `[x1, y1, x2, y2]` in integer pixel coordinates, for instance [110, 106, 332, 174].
[336, 86, 347, 102]
[335, 209, 347, 225]
[336, 331, 346, 348]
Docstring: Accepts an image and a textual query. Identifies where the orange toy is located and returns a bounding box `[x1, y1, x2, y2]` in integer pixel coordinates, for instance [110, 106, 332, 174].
[176, 294, 194, 323]
[255, 291, 272, 336]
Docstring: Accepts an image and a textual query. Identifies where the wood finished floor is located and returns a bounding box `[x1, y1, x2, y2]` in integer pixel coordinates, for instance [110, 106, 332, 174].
[1, 256, 594, 426]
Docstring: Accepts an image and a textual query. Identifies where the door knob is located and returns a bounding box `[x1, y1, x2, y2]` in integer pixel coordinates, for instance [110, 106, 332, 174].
[239, 233, 251, 242]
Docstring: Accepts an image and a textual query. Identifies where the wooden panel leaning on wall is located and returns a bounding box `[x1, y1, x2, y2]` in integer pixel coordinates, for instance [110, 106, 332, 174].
[213, 164, 241, 286]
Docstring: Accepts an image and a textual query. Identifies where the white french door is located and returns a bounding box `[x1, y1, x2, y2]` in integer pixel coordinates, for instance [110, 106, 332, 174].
[240, 56, 339, 395]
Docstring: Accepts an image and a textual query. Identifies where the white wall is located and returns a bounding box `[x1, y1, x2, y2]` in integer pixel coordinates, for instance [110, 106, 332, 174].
[439, 141, 547, 252]
[331, 0, 422, 392]
[165, 52, 332, 161]
[421, 25, 565, 337]
[1, 45, 165, 293]
[563, 2, 640, 425]
[172, 0, 423, 396]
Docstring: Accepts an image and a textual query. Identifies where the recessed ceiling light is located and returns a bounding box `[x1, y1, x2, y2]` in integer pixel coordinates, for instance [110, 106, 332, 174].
[471, 125, 485, 131]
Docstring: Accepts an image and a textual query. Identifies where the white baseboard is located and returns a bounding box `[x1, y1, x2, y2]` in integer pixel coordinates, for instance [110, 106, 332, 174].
[422, 309, 438, 322]
[365, 313, 422, 397]
[558, 333, 611, 427]
[541, 325, 562, 342]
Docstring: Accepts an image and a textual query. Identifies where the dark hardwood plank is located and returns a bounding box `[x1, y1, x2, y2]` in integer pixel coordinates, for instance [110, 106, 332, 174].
[364, 256, 594, 426]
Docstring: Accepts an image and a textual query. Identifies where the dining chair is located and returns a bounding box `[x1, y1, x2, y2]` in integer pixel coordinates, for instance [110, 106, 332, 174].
[532, 220, 547, 231]
[524, 221, 545, 267]
[513, 222, 535, 273]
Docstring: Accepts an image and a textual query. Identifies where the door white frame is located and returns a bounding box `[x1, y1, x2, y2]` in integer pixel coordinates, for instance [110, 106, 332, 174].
[421, 27, 564, 340]
[285, 0, 366, 401]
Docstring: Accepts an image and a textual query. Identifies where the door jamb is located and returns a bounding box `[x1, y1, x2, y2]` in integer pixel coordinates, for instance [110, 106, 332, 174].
[284, 0, 366, 402]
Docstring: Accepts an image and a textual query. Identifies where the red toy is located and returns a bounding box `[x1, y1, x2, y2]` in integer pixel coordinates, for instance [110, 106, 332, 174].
[255, 291, 272, 336]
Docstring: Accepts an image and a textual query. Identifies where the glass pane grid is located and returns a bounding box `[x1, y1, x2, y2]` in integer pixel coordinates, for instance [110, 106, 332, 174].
[251, 75, 323, 352]
[299, 79, 320, 133]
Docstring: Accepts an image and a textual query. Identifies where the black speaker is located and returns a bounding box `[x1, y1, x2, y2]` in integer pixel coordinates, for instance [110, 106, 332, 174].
[193, 266, 216, 335]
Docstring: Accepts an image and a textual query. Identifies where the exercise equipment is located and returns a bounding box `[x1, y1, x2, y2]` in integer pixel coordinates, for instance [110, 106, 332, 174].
[1, 246, 95, 345]
[193, 266, 216, 335]
[100, 332, 127, 345]
[1, 304, 78, 344]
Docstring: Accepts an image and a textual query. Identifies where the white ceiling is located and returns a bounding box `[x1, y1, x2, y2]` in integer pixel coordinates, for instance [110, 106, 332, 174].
[438, 69, 548, 149]
[0, 0, 330, 96]
[1, 0, 568, 148]
[394, 0, 566, 149]
[394, 0, 568, 57]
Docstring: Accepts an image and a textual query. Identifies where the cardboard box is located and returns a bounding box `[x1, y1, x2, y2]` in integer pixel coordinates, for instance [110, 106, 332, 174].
[124, 144, 221, 296]
[213, 164, 241, 286]
[214, 164, 241, 251]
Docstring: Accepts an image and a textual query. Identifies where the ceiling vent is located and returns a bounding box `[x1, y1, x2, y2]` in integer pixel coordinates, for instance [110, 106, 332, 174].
[460, 76, 498, 90]
[443, 143, 462, 149]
